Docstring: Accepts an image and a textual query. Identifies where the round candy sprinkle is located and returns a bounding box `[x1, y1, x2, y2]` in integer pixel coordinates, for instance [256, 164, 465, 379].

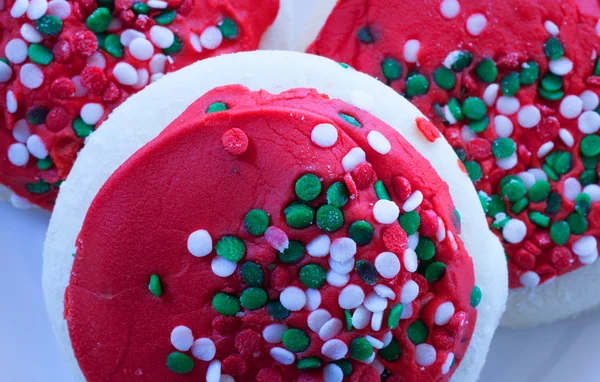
[433, 66, 456, 90]
[36, 15, 62, 35]
[166, 352, 194, 374]
[382, 57, 402, 81]
[330, 237, 357, 263]
[86, 8, 112, 33]
[416, 237, 435, 261]
[278, 240, 305, 263]
[339, 113, 361, 127]
[321, 339, 348, 360]
[312, 123, 339, 148]
[244, 209, 269, 236]
[470, 285, 482, 307]
[326, 181, 349, 208]
[319, 318, 343, 341]
[215, 236, 245, 262]
[528, 180, 551, 202]
[374, 252, 401, 279]
[240, 262, 263, 287]
[338, 284, 365, 310]
[425, 262, 447, 282]
[211, 256, 236, 278]
[171, 325, 194, 351]
[316, 205, 344, 232]
[405, 74, 429, 98]
[263, 324, 288, 344]
[306, 235, 331, 258]
[350, 337, 373, 361]
[270, 347, 295, 365]
[550, 221, 571, 245]
[544, 36, 564, 60]
[379, 338, 402, 362]
[308, 309, 333, 332]
[500, 72, 520, 97]
[267, 300, 290, 320]
[434, 302, 455, 325]
[218, 18, 239, 39]
[567, 213, 588, 235]
[475, 58, 498, 83]
[357, 26, 374, 43]
[187, 229, 212, 257]
[492, 138, 516, 159]
[284, 203, 314, 229]
[264, 226, 289, 252]
[464, 161, 482, 182]
[356, 260, 378, 285]
[207, 102, 228, 113]
[148, 274, 162, 297]
[502, 219, 527, 244]
[212, 293, 241, 316]
[295, 174, 322, 201]
[348, 220, 373, 246]
[407, 320, 429, 344]
[191, 338, 216, 361]
[400, 211, 421, 235]
[240, 287, 267, 310]
[462, 97, 487, 120]
[299, 264, 327, 289]
[282, 328, 310, 353]
[280, 286, 306, 311]
[373, 199, 400, 224]
[297, 357, 321, 370]
[415, 344, 437, 367]
[387, 304, 404, 330]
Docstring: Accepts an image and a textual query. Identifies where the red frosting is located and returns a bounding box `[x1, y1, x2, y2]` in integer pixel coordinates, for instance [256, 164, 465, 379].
[309, 0, 600, 288]
[0, 0, 278, 209]
[66, 86, 477, 381]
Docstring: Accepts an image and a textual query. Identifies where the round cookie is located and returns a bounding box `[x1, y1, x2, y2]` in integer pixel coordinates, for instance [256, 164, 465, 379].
[305, 0, 600, 327]
[0, 0, 289, 210]
[43, 51, 507, 381]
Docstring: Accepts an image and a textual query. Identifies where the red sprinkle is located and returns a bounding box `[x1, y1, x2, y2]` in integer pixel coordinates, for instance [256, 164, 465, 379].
[222, 355, 247, 376]
[270, 266, 290, 291]
[512, 249, 536, 270]
[41, 168, 60, 184]
[392, 176, 411, 201]
[73, 30, 98, 57]
[496, 52, 521, 70]
[352, 162, 375, 189]
[222, 128, 249, 156]
[212, 316, 241, 336]
[462, 73, 478, 92]
[46, 107, 71, 133]
[415, 117, 440, 142]
[412, 273, 428, 298]
[447, 311, 468, 336]
[102, 82, 121, 103]
[467, 138, 492, 160]
[234, 329, 261, 357]
[419, 210, 439, 238]
[382, 225, 408, 254]
[551, 247, 573, 269]
[81, 66, 107, 94]
[119, 9, 136, 24]
[432, 330, 454, 351]
[535, 264, 557, 280]
[50, 78, 76, 99]
[523, 240, 541, 256]
[343, 172, 358, 200]
[533, 232, 552, 248]
[52, 40, 72, 63]
[536, 116, 560, 141]
[256, 368, 282, 382]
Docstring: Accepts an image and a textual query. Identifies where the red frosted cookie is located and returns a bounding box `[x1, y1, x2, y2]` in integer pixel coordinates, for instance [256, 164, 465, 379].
[43, 52, 506, 382]
[306, 0, 600, 326]
[0, 0, 283, 209]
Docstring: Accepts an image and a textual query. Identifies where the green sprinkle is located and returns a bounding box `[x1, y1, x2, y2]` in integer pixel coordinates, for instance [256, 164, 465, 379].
[540, 73, 563, 91]
[500, 72, 520, 97]
[299, 264, 326, 288]
[575, 193, 592, 216]
[357, 26, 374, 43]
[567, 213, 588, 235]
[283, 328, 310, 352]
[416, 237, 435, 261]
[297, 357, 322, 370]
[580, 169, 598, 186]
[464, 161, 482, 182]
[348, 220, 374, 246]
[316, 205, 344, 232]
[511, 198, 529, 214]
[212, 292, 241, 316]
[539, 86, 564, 100]
[528, 180, 551, 202]
[37, 157, 53, 170]
[284, 202, 314, 229]
[405, 74, 429, 97]
[374, 180, 391, 200]
[387, 304, 404, 329]
[399, 210, 420, 235]
[549, 151, 572, 175]
[350, 337, 373, 361]
[240, 287, 267, 310]
[492, 138, 516, 159]
[339, 112, 361, 127]
[546, 192, 562, 215]
[103, 34, 123, 58]
[542, 163, 559, 181]
[344, 309, 353, 331]
[36, 15, 62, 36]
[277, 240, 305, 264]
[451, 51, 473, 71]
[338, 62, 350, 69]
[582, 155, 599, 170]
[382, 58, 402, 81]
[240, 262, 263, 287]
[500, 176, 526, 202]
[448, 98, 464, 121]
[462, 97, 487, 121]
[148, 274, 163, 297]
[166, 352, 194, 374]
[550, 221, 570, 245]
[27, 44, 53, 65]
[487, 194, 506, 217]
[378, 338, 402, 362]
[162, 35, 182, 55]
[544, 36, 564, 60]
[244, 209, 269, 236]
[215, 236, 245, 262]
[86, 8, 112, 33]
[26, 180, 50, 194]
[26, 106, 48, 125]
[267, 300, 290, 320]
[355, 260, 378, 285]
[433, 66, 456, 90]
[529, 211, 550, 227]
[455, 147, 467, 162]
[132, 2, 149, 14]
[520, 61, 540, 85]
[470, 285, 482, 307]
[153, 9, 177, 24]
[581, 135, 600, 157]
[469, 116, 490, 133]
[475, 58, 498, 83]
[407, 320, 429, 344]
[218, 18, 239, 39]
[425, 262, 446, 282]
[333, 360, 353, 376]
[327, 181, 349, 208]
[207, 102, 228, 113]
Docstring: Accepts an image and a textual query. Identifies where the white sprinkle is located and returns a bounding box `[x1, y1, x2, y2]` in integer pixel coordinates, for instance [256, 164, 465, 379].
[563, 178, 582, 201]
[11, 194, 33, 209]
[448, 231, 458, 251]
[150, 25, 175, 49]
[442, 353, 455, 374]
[466, 13, 487, 36]
[496, 152, 518, 170]
[7, 143, 29, 166]
[496, 96, 520, 115]
[211, 256, 237, 277]
[370, 311, 383, 331]
[200, 26, 223, 50]
[329, 257, 354, 275]
[381, 331, 393, 347]
[20, 24, 43, 43]
[130, 38, 154, 61]
[80, 103, 104, 125]
[329, 237, 356, 262]
[364, 292, 388, 313]
[401, 302, 414, 319]
[280, 286, 306, 311]
[520, 271, 540, 288]
[12, 120, 30, 143]
[187, 229, 212, 257]
[537, 142, 554, 158]
[308, 309, 332, 333]
[26, 0, 48, 20]
[151, 73, 163, 83]
[170, 326, 194, 351]
[323, 364, 344, 382]
[338, 284, 365, 309]
[502, 219, 527, 244]
[415, 344, 437, 367]
[436, 217, 446, 242]
[319, 318, 343, 341]
[583, 184, 600, 202]
[434, 302, 455, 325]
[264, 226, 289, 252]
[403, 39, 420, 63]
[113, 62, 138, 86]
[544, 20, 559, 35]
[559, 128, 574, 147]
[133, 68, 149, 90]
[10, 0, 28, 18]
[365, 335, 384, 349]
[517, 105, 541, 128]
[440, 0, 460, 19]
[147, 0, 167, 8]
[121, 29, 146, 47]
[401, 280, 419, 304]
[47, 0, 70, 19]
[270, 347, 295, 365]
[374, 284, 395, 299]
[572, 236, 597, 257]
[351, 89, 375, 111]
[20, 63, 44, 89]
[87, 52, 106, 69]
[7, 90, 17, 113]
[263, 324, 287, 344]
[26, 134, 47, 159]
[560, 95, 583, 119]
[408, 233, 419, 250]
[373, 199, 400, 224]
[461, 125, 476, 144]
[72, 76, 87, 97]
[549, 57, 573, 76]
[311, 123, 338, 148]
[367, 131, 391, 154]
[372, 359, 385, 375]
[580, 251, 599, 265]
[307, 234, 331, 257]
[375, 252, 401, 279]
[305, 288, 321, 311]
[189, 33, 203, 52]
[483, 84, 499, 106]
[149, 54, 167, 74]
[578, 111, 600, 134]
[351, 305, 371, 329]
[321, 339, 348, 360]
[402, 191, 423, 212]
[580, 90, 600, 111]
[326, 270, 350, 287]
[403, 248, 419, 272]
[528, 168, 548, 182]
[516, 171, 536, 189]
[191, 338, 216, 361]
[6, 39, 28, 64]
[342, 147, 366, 172]
[206, 360, 221, 382]
[0, 60, 12, 83]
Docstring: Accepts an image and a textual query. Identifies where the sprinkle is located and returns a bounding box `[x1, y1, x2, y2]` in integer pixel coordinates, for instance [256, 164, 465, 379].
[578, 111, 600, 134]
[221, 128, 249, 156]
[113, 62, 138, 85]
[264, 226, 289, 252]
[374, 252, 401, 279]
[280, 286, 306, 311]
[306, 235, 331, 258]
[502, 218, 527, 244]
[329, 237, 356, 262]
[367, 131, 391, 154]
[580, 90, 599, 111]
[121, 29, 146, 47]
[79, 103, 103, 125]
[440, 0, 460, 19]
[167, 352, 194, 374]
[466, 14, 487, 36]
[213, 236, 244, 266]
[323, 364, 344, 382]
[351, 305, 371, 330]
[150, 25, 174, 48]
[342, 147, 366, 172]
[517, 105, 540, 128]
[47, 0, 70, 19]
[408, 233, 420, 250]
[191, 338, 216, 361]
[200, 26, 223, 50]
[496, 96, 520, 115]
[26, 0, 47, 20]
[434, 302, 455, 326]
[171, 326, 194, 351]
[559, 129, 574, 147]
[321, 339, 348, 360]
[583, 184, 600, 202]
[364, 292, 388, 313]
[8, 143, 29, 166]
[6, 90, 17, 113]
[12, 120, 30, 142]
[319, 318, 343, 341]
[206, 360, 221, 382]
[403, 39, 420, 63]
[441, 353, 455, 375]
[580, 251, 598, 265]
[373, 200, 400, 225]
[483, 83, 499, 106]
[311, 123, 338, 148]
[329, 257, 354, 275]
[402, 191, 423, 212]
[129, 38, 154, 61]
[563, 178, 582, 201]
[326, 270, 350, 287]
[403, 248, 418, 272]
[415, 344, 437, 367]
[187, 229, 212, 257]
[549, 57, 573, 76]
[496, 152, 518, 170]
[87, 51, 106, 69]
[537, 142, 554, 158]
[19, 63, 44, 89]
[308, 309, 332, 333]
[211, 256, 237, 277]
[305, 288, 322, 311]
[415, 117, 440, 142]
[26, 134, 47, 159]
[400, 280, 419, 304]
[373, 284, 395, 299]
[519, 271, 540, 288]
[148, 0, 167, 8]
[338, 284, 365, 309]
[20, 24, 42, 44]
[544, 20, 559, 35]
[560, 95, 583, 119]
[572, 236, 597, 258]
